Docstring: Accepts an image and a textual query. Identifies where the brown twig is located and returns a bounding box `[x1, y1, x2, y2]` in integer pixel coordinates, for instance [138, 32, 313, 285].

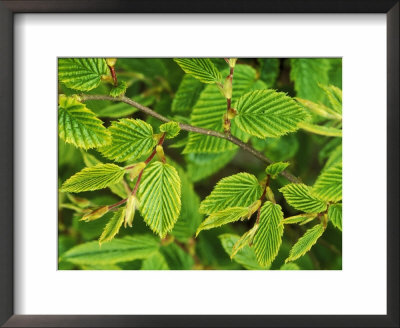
[80, 94, 300, 183]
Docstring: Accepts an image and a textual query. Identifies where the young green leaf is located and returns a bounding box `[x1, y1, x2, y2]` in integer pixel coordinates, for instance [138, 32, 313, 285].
[231, 223, 259, 258]
[171, 75, 205, 113]
[279, 183, 327, 213]
[233, 89, 308, 138]
[138, 161, 181, 238]
[196, 207, 249, 236]
[100, 118, 157, 162]
[290, 58, 331, 103]
[298, 122, 342, 137]
[80, 151, 127, 199]
[319, 84, 342, 114]
[265, 162, 290, 179]
[199, 172, 262, 215]
[58, 95, 111, 149]
[296, 98, 341, 120]
[141, 252, 169, 270]
[183, 65, 265, 153]
[286, 224, 325, 263]
[253, 201, 284, 267]
[61, 163, 125, 193]
[282, 213, 318, 225]
[58, 58, 108, 91]
[99, 208, 125, 245]
[311, 163, 342, 202]
[174, 58, 222, 84]
[219, 234, 267, 270]
[328, 203, 342, 231]
[109, 81, 128, 97]
[61, 235, 159, 265]
[159, 121, 180, 139]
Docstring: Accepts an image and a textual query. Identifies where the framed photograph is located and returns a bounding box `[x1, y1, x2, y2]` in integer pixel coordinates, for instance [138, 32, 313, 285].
[1, 1, 398, 327]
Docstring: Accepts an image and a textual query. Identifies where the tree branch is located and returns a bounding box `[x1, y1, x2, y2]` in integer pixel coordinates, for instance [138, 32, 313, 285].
[80, 94, 300, 183]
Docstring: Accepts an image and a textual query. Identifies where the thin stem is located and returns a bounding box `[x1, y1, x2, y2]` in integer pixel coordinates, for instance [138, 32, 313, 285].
[108, 65, 118, 86]
[80, 94, 300, 183]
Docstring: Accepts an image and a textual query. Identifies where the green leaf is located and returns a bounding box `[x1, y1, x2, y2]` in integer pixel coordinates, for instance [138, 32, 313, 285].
[328, 203, 342, 231]
[61, 235, 159, 265]
[259, 58, 280, 87]
[286, 224, 325, 262]
[80, 151, 127, 199]
[171, 75, 205, 113]
[138, 161, 181, 238]
[280, 263, 300, 270]
[290, 58, 331, 103]
[109, 81, 127, 97]
[141, 252, 169, 270]
[174, 58, 222, 84]
[219, 234, 267, 270]
[252, 134, 299, 162]
[282, 213, 318, 225]
[159, 121, 180, 139]
[231, 224, 259, 258]
[186, 150, 237, 182]
[279, 183, 327, 213]
[253, 201, 284, 267]
[196, 207, 249, 236]
[320, 84, 342, 114]
[312, 163, 342, 202]
[100, 118, 157, 162]
[183, 65, 265, 153]
[233, 89, 308, 138]
[61, 163, 125, 193]
[199, 172, 262, 215]
[265, 162, 290, 179]
[298, 122, 342, 137]
[99, 208, 125, 245]
[58, 58, 108, 91]
[324, 144, 342, 171]
[58, 95, 111, 149]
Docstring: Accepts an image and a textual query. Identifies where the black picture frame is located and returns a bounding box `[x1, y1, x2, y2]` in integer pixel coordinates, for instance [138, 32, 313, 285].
[0, 1, 398, 327]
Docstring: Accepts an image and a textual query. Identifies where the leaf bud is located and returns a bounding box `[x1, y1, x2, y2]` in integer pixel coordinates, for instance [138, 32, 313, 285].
[106, 58, 117, 67]
[80, 206, 109, 222]
[127, 162, 146, 181]
[124, 195, 138, 228]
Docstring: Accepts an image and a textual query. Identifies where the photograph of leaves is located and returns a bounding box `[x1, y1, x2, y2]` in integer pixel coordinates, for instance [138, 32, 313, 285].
[58, 57, 342, 270]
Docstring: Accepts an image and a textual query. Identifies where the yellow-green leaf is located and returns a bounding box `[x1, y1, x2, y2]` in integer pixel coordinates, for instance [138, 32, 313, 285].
[58, 95, 111, 149]
[253, 201, 284, 267]
[58, 58, 108, 91]
[233, 89, 309, 138]
[286, 224, 325, 263]
[174, 58, 221, 84]
[312, 163, 342, 202]
[100, 118, 157, 162]
[61, 163, 125, 193]
[99, 208, 125, 245]
[196, 207, 249, 236]
[279, 183, 327, 213]
[199, 172, 262, 215]
[138, 161, 181, 238]
[328, 203, 342, 231]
